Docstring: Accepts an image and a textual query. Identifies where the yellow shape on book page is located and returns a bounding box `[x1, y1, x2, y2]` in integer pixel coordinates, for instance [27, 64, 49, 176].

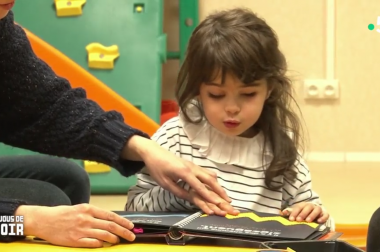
[86, 43, 120, 69]
[200, 212, 319, 228]
[55, 0, 86, 17]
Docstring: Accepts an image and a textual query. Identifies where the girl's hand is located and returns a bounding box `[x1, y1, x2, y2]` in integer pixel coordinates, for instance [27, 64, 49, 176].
[281, 202, 329, 223]
[188, 188, 240, 216]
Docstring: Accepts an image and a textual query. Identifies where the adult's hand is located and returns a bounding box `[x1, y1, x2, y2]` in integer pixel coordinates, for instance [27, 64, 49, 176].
[188, 188, 239, 216]
[16, 204, 135, 248]
[123, 136, 231, 208]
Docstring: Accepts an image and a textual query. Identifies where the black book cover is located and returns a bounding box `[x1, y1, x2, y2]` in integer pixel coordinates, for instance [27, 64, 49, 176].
[114, 210, 327, 241]
[179, 210, 327, 240]
[113, 211, 194, 234]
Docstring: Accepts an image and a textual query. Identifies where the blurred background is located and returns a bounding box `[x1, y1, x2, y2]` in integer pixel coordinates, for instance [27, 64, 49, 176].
[4, 0, 380, 249]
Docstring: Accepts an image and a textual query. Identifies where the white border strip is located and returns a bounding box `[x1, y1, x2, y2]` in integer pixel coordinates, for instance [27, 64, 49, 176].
[304, 152, 344, 162]
[345, 152, 380, 162]
[304, 152, 380, 162]
[326, 0, 336, 80]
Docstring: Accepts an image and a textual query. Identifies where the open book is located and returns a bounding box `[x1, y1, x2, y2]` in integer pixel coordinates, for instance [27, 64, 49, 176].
[114, 210, 340, 245]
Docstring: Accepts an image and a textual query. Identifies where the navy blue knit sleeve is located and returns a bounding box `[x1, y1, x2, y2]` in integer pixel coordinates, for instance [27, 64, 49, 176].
[0, 12, 149, 177]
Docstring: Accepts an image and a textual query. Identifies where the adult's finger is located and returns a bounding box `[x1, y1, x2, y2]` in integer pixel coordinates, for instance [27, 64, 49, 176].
[218, 202, 240, 216]
[192, 195, 215, 215]
[89, 207, 134, 230]
[86, 229, 121, 244]
[205, 190, 239, 215]
[76, 238, 103, 248]
[175, 165, 224, 205]
[181, 174, 222, 205]
[198, 176, 231, 203]
[91, 219, 135, 242]
[160, 178, 190, 201]
[207, 203, 227, 216]
[200, 167, 218, 178]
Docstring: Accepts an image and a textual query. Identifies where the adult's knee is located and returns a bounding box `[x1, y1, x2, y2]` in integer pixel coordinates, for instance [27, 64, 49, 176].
[367, 207, 380, 252]
[55, 158, 90, 189]
[51, 158, 91, 204]
[22, 155, 91, 205]
[0, 155, 90, 205]
[0, 178, 71, 206]
[369, 207, 380, 230]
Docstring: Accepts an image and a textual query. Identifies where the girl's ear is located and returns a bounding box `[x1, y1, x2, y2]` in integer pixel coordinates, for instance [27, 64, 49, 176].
[266, 89, 273, 100]
[196, 94, 201, 102]
[265, 79, 273, 100]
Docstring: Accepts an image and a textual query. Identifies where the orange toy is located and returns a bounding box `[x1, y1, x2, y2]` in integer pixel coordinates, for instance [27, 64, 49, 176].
[23, 27, 159, 136]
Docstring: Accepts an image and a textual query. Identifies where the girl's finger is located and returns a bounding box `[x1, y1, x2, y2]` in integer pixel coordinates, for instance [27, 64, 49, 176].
[295, 204, 314, 222]
[318, 211, 330, 223]
[289, 205, 303, 221]
[305, 206, 322, 222]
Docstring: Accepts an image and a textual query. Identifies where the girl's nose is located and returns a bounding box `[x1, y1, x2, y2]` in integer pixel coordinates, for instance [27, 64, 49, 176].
[225, 104, 240, 114]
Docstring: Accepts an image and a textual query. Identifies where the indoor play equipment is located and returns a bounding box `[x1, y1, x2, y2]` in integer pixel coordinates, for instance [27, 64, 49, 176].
[12, 0, 166, 123]
[2, 0, 199, 194]
[85, 42, 120, 70]
[54, 0, 86, 17]
[23, 28, 159, 137]
[0, 26, 160, 193]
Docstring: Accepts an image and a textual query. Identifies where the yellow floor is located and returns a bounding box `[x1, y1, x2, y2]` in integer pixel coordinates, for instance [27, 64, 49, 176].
[1, 237, 260, 252]
[90, 162, 378, 224]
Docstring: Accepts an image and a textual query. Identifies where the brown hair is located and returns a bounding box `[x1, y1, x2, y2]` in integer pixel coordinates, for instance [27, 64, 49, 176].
[175, 8, 304, 189]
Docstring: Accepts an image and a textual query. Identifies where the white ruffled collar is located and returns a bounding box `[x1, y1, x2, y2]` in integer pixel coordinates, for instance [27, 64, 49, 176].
[178, 101, 273, 168]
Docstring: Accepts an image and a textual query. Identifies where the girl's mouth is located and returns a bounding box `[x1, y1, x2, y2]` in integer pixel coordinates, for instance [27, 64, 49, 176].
[0, 1, 14, 10]
[224, 121, 240, 128]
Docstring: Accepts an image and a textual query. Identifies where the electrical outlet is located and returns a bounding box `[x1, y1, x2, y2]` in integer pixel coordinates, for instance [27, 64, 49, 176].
[303, 79, 339, 100]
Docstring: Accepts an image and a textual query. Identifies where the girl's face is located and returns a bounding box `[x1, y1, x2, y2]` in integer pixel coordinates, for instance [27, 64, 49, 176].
[199, 72, 270, 138]
[0, 0, 14, 19]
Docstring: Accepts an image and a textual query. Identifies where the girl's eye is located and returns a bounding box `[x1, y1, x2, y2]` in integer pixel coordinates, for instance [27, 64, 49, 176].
[208, 93, 224, 99]
[243, 92, 256, 97]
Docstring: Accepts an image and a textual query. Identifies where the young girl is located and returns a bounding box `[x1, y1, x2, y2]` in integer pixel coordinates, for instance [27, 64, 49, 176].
[126, 8, 333, 229]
